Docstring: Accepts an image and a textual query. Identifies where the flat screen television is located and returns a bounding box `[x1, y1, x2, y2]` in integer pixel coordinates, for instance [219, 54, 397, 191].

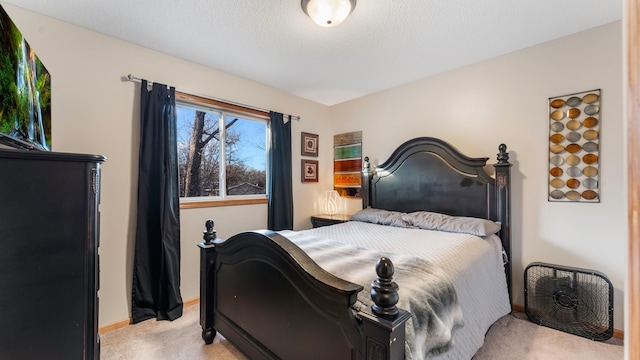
[0, 4, 51, 151]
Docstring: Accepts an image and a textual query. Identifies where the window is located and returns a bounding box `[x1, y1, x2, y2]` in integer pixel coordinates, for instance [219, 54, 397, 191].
[175, 93, 269, 207]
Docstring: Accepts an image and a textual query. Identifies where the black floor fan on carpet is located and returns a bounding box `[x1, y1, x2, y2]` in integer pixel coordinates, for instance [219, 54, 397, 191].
[524, 262, 613, 341]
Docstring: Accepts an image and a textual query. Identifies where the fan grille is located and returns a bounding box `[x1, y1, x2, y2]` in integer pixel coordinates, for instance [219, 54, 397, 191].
[524, 262, 613, 341]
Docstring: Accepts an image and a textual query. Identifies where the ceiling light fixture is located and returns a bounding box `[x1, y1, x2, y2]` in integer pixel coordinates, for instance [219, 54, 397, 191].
[301, 0, 356, 27]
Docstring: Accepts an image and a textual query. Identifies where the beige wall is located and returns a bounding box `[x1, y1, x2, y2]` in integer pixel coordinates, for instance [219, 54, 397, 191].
[4, 4, 333, 327]
[331, 21, 626, 329]
[5, 4, 626, 332]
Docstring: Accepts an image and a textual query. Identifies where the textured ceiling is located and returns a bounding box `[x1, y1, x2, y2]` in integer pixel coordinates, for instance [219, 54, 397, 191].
[2, 0, 623, 105]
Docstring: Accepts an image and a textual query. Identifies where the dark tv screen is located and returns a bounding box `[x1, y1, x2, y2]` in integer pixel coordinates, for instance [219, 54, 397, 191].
[0, 5, 51, 151]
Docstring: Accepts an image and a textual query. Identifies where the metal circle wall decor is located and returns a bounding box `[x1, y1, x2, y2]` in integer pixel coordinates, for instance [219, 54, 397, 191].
[583, 166, 598, 177]
[550, 134, 564, 143]
[566, 191, 582, 201]
[582, 142, 599, 153]
[566, 120, 582, 130]
[550, 178, 565, 188]
[566, 155, 581, 166]
[566, 166, 582, 177]
[583, 178, 598, 189]
[583, 154, 598, 164]
[550, 167, 563, 177]
[550, 190, 565, 199]
[566, 97, 582, 107]
[583, 117, 598, 128]
[566, 131, 581, 142]
[582, 190, 598, 200]
[550, 155, 565, 166]
[548, 89, 601, 202]
[583, 93, 599, 104]
[566, 144, 582, 153]
[583, 130, 599, 140]
[584, 105, 600, 115]
[566, 178, 581, 189]
[550, 122, 564, 132]
[551, 110, 565, 121]
[567, 108, 581, 119]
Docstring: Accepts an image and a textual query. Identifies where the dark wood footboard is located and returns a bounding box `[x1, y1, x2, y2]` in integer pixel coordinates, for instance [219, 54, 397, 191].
[198, 220, 410, 360]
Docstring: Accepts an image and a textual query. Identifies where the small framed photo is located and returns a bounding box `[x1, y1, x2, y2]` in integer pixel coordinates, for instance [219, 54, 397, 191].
[301, 132, 319, 157]
[301, 159, 318, 182]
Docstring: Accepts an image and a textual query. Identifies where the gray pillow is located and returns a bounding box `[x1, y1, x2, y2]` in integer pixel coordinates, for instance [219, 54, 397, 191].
[402, 211, 501, 236]
[349, 207, 411, 228]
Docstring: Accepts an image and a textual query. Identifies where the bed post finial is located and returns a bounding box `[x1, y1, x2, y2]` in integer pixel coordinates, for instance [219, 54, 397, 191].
[203, 219, 216, 245]
[497, 144, 509, 164]
[370, 257, 399, 317]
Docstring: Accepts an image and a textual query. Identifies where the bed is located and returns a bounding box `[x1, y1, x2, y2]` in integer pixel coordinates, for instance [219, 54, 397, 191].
[198, 137, 512, 359]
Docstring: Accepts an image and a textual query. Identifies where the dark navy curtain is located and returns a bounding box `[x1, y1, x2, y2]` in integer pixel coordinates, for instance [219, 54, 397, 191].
[131, 80, 183, 323]
[267, 112, 293, 230]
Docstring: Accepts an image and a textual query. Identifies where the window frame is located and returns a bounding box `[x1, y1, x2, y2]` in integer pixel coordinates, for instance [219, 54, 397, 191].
[175, 92, 270, 209]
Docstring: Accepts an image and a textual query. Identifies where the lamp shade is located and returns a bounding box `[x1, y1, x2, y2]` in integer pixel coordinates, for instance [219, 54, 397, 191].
[320, 190, 343, 215]
[301, 0, 356, 27]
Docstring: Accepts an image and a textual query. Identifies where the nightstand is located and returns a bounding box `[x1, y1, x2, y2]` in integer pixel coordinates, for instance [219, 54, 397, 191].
[310, 214, 351, 228]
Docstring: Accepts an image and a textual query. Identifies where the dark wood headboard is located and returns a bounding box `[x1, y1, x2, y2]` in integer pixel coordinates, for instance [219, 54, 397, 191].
[361, 137, 512, 297]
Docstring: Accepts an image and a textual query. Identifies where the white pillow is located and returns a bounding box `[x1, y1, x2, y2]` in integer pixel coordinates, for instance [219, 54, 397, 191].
[402, 211, 501, 236]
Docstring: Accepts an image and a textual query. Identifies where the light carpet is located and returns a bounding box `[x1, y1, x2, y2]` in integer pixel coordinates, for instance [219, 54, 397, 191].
[100, 304, 623, 360]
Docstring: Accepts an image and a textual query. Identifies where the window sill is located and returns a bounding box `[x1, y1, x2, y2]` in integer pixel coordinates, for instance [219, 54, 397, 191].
[179, 198, 268, 209]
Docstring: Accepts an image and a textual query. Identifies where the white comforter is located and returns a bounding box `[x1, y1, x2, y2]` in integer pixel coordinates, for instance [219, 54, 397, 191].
[281, 221, 510, 360]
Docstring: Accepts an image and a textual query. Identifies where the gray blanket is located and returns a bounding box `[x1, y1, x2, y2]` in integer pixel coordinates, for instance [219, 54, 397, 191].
[280, 230, 464, 360]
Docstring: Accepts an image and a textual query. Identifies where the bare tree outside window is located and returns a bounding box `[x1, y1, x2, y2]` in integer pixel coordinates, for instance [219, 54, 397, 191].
[176, 104, 267, 199]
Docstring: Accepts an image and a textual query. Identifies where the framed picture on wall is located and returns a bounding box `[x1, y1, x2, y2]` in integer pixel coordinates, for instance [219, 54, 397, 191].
[301, 132, 319, 157]
[301, 159, 318, 182]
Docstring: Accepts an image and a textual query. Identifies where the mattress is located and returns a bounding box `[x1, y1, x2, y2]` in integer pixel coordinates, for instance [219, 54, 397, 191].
[281, 220, 511, 359]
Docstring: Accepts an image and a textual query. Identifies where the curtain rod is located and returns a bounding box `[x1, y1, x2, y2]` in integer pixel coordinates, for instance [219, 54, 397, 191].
[126, 74, 300, 121]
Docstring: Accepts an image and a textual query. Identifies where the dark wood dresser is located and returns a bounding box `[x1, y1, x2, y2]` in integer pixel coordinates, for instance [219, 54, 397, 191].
[0, 149, 105, 359]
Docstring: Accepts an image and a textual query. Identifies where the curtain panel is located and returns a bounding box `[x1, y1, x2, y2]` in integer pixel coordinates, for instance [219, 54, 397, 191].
[268, 112, 293, 231]
[131, 80, 183, 323]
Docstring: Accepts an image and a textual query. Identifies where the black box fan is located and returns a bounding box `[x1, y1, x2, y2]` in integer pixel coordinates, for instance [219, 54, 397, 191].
[524, 262, 613, 341]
